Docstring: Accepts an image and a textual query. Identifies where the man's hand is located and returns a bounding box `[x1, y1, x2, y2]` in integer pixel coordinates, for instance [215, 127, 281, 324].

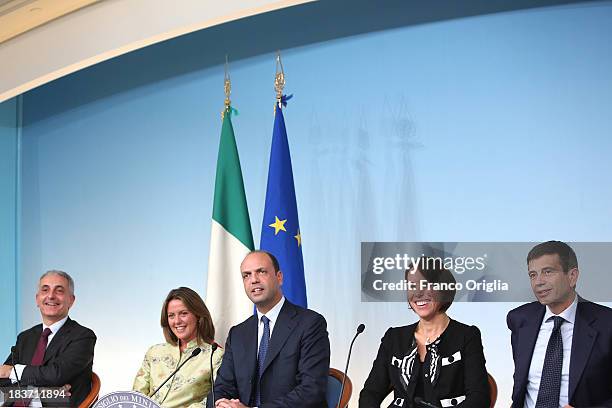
[0, 365, 13, 378]
[215, 398, 248, 408]
[61, 384, 72, 397]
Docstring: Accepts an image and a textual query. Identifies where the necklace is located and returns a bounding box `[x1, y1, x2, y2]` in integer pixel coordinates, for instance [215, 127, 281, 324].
[418, 315, 450, 345]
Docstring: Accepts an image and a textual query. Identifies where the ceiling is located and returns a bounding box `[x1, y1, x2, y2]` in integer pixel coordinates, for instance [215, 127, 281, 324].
[0, 0, 100, 43]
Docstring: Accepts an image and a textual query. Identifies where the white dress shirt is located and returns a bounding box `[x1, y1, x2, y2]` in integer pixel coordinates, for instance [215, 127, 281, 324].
[524, 295, 578, 408]
[256, 297, 285, 350]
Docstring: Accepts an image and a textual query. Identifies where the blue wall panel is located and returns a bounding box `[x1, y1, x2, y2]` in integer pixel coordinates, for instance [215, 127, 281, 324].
[0, 96, 19, 354]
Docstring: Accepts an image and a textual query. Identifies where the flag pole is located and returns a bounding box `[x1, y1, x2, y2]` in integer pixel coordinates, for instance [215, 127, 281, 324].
[222, 55, 231, 119]
[274, 50, 285, 111]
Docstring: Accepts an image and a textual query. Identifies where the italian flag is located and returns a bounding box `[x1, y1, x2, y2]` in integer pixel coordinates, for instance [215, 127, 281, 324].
[206, 108, 254, 345]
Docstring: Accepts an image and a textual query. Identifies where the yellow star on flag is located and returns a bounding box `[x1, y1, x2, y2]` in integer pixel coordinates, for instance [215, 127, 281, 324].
[294, 230, 301, 247]
[269, 216, 287, 235]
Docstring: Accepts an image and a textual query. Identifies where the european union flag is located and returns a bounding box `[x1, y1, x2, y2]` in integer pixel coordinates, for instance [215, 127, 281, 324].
[260, 98, 307, 308]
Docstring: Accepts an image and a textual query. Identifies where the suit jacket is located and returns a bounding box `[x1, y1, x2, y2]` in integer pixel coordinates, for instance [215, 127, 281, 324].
[507, 299, 612, 408]
[3, 317, 96, 407]
[359, 319, 490, 408]
[208, 300, 330, 408]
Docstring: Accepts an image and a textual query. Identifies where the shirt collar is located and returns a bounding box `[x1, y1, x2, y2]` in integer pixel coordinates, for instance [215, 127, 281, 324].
[180, 338, 201, 353]
[44, 316, 68, 334]
[544, 293, 578, 324]
[257, 296, 285, 324]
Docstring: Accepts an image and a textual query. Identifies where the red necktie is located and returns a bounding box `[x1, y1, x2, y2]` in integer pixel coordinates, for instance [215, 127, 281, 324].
[14, 328, 52, 407]
[31, 328, 52, 366]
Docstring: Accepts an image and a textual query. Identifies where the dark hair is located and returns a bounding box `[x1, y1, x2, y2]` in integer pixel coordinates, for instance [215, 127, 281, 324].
[405, 257, 456, 312]
[247, 250, 280, 273]
[160, 287, 215, 346]
[527, 241, 578, 273]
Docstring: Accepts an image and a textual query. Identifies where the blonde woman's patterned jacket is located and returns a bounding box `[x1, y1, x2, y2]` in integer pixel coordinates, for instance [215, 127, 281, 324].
[133, 340, 224, 408]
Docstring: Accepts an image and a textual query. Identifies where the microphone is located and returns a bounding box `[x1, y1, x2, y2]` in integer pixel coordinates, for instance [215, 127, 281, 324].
[10, 347, 21, 387]
[209, 343, 218, 405]
[11, 346, 27, 406]
[415, 397, 441, 408]
[336, 324, 365, 408]
[151, 347, 201, 398]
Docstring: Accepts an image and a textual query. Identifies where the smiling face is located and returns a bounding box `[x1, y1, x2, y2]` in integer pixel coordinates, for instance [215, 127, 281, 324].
[241, 252, 283, 314]
[528, 253, 578, 314]
[406, 269, 442, 320]
[36, 273, 75, 326]
[167, 299, 198, 345]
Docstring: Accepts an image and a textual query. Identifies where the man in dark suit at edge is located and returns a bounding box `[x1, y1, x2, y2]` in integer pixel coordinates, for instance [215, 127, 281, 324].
[507, 241, 612, 408]
[209, 250, 330, 408]
[0, 270, 96, 407]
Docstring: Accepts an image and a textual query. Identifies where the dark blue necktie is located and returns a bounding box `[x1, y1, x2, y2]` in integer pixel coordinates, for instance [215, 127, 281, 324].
[255, 315, 270, 406]
[535, 316, 565, 408]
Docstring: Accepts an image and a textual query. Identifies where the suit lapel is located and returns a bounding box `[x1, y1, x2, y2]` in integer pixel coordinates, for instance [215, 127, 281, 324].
[43, 318, 72, 364]
[568, 301, 597, 401]
[243, 315, 258, 404]
[21, 325, 43, 364]
[261, 301, 297, 375]
[516, 305, 545, 392]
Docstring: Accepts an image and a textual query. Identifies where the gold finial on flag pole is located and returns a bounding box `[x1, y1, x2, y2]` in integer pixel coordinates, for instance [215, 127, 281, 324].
[274, 50, 285, 111]
[222, 55, 231, 120]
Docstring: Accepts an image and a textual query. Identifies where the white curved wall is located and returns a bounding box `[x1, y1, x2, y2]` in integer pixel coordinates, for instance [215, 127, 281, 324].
[0, 0, 312, 103]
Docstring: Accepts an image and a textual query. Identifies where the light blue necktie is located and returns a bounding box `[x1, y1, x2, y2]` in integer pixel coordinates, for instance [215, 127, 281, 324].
[255, 315, 270, 406]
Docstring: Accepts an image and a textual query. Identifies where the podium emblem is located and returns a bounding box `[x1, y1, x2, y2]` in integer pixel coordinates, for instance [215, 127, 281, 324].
[93, 391, 162, 408]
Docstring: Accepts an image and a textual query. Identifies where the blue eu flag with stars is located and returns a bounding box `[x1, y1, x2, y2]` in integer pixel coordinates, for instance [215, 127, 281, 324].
[260, 97, 307, 308]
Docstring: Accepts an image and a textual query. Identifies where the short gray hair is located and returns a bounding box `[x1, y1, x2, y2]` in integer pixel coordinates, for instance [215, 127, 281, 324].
[40, 270, 75, 295]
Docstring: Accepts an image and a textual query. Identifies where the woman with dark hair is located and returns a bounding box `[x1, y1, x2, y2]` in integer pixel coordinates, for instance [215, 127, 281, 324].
[359, 258, 490, 408]
[133, 287, 223, 408]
